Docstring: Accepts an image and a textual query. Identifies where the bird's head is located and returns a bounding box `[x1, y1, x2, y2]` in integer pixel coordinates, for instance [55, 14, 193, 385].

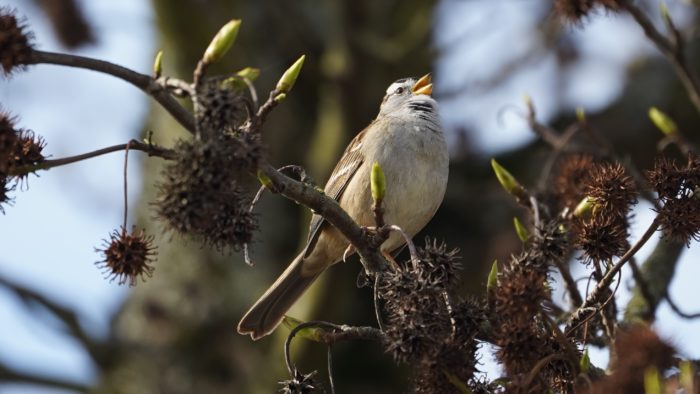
[378, 74, 437, 120]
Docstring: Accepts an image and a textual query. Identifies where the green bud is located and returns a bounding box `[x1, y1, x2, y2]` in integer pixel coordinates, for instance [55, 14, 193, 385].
[153, 50, 163, 78]
[579, 348, 590, 373]
[276, 55, 305, 93]
[660, 2, 671, 25]
[203, 19, 241, 65]
[274, 93, 287, 103]
[522, 94, 532, 108]
[371, 162, 386, 204]
[491, 159, 527, 202]
[487, 260, 498, 293]
[282, 316, 323, 342]
[648, 107, 677, 137]
[576, 106, 586, 122]
[573, 196, 594, 218]
[644, 366, 662, 394]
[236, 67, 260, 81]
[513, 217, 529, 242]
[256, 169, 273, 189]
[221, 67, 261, 91]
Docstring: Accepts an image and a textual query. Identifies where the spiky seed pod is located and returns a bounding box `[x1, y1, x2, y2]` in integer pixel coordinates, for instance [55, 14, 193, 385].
[155, 136, 261, 251]
[553, 0, 624, 24]
[412, 298, 486, 393]
[553, 153, 597, 210]
[194, 77, 249, 136]
[568, 162, 636, 264]
[413, 237, 462, 291]
[10, 129, 45, 180]
[0, 8, 33, 76]
[379, 239, 463, 365]
[1, 111, 45, 188]
[647, 156, 700, 245]
[0, 175, 14, 213]
[573, 214, 629, 263]
[278, 370, 320, 394]
[584, 162, 637, 218]
[553, 0, 596, 24]
[95, 226, 157, 286]
[527, 221, 569, 270]
[587, 325, 674, 394]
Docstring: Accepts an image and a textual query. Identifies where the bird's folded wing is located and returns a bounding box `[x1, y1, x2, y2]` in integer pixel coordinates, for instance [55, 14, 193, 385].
[303, 128, 367, 257]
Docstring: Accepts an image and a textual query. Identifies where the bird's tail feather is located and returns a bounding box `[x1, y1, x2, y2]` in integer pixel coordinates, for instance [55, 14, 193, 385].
[237, 253, 318, 340]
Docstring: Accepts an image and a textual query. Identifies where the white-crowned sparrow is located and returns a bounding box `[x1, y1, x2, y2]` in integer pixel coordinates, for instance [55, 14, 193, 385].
[238, 74, 449, 340]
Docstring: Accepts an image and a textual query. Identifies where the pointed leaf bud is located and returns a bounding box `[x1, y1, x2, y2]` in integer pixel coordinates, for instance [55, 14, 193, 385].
[276, 55, 305, 93]
[491, 159, 528, 203]
[487, 260, 498, 293]
[236, 67, 259, 81]
[576, 106, 586, 122]
[579, 348, 590, 373]
[573, 196, 593, 218]
[203, 19, 241, 65]
[153, 50, 163, 78]
[274, 93, 287, 103]
[648, 107, 677, 137]
[370, 162, 386, 204]
[221, 67, 261, 91]
[513, 217, 529, 242]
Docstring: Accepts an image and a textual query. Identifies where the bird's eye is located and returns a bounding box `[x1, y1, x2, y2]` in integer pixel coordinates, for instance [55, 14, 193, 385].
[394, 87, 405, 95]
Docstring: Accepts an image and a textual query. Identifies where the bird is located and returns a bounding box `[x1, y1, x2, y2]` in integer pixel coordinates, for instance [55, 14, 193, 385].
[237, 74, 449, 340]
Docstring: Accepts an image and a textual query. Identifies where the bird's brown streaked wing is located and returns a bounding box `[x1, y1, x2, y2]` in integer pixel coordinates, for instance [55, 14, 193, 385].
[302, 128, 368, 257]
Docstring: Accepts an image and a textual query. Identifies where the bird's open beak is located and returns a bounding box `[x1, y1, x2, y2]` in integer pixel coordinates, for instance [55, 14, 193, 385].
[411, 73, 433, 96]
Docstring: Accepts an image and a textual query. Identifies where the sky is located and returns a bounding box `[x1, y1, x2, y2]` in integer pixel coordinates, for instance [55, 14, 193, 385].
[1, 0, 699, 392]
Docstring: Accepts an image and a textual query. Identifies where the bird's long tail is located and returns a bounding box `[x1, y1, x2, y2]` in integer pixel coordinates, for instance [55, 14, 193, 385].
[237, 253, 319, 340]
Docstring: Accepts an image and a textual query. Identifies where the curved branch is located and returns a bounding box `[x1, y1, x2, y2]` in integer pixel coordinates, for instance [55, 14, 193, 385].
[28, 50, 196, 133]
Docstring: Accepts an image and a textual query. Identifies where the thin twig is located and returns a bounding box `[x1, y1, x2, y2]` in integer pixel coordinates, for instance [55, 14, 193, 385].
[665, 293, 700, 319]
[622, 1, 700, 115]
[327, 345, 336, 394]
[567, 216, 661, 328]
[122, 141, 131, 230]
[8, 140, 175, 176]
[29, 50, 196, 133]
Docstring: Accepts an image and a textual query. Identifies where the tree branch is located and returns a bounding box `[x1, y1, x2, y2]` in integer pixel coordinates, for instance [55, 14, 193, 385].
[623, 1, 700, 115]
[8, 139, 176, 176]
